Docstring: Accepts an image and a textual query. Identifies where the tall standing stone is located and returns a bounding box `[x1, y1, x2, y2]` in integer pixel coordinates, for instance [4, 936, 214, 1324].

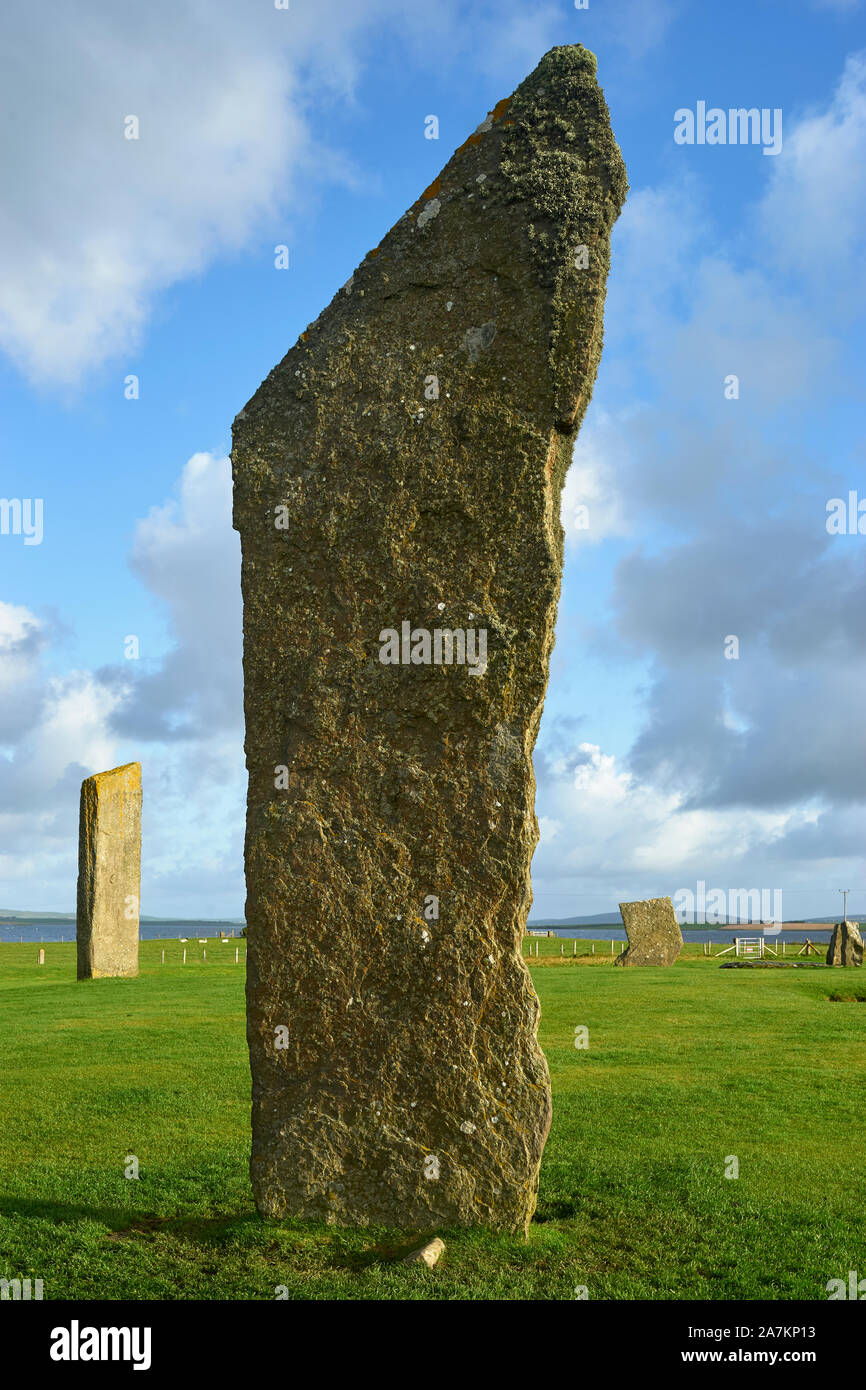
[76, 763, 141, 980]
[232, 45, 627, 1232]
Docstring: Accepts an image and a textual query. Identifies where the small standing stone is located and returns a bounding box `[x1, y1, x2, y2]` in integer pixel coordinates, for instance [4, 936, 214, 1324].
[615, 897, 682, 967]
[76, 762, 141, 980]
[37, 948, 45, 965]
[826, 921, 863, 967]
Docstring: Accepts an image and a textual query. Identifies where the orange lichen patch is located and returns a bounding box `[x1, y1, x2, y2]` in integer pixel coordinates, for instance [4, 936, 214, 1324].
[454, 131, 484, 157]
[394, 96, 515, 227]
[368, 246, 380, 257]
[451, 96, 512, 159]
[301, 332, 309, 341]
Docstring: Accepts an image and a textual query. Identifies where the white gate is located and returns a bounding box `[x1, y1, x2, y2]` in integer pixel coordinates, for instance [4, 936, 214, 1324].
[735, 936, 764, 958]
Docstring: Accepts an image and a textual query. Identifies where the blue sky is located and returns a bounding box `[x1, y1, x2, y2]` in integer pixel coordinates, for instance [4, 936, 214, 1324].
[1, 0, 865, 921]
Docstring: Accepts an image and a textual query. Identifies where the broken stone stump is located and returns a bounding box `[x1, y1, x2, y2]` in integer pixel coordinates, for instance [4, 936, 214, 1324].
[827, 921, 863, 967]
[403, 1236, 445, 1269]
[615, 897, 682, 967]
[76, 762, 141, 980]
[232, 45, 627, 1233]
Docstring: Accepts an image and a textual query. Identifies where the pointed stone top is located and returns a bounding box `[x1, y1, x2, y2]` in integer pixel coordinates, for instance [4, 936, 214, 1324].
[234, 44, 627, 450]
[83, 762, 141, 788]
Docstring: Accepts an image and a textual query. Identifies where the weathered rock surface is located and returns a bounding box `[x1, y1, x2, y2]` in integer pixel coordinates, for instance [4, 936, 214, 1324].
[232, 45, 627, 1232]
[403, 1236, 446, 1268]
[827, 921, 863, 967]
[616, 897, 682, 967]
[76, 762, 141, 980]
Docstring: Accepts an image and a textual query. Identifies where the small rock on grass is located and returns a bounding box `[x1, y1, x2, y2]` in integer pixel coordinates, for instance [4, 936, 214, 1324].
[403, 1237, 445, 1269]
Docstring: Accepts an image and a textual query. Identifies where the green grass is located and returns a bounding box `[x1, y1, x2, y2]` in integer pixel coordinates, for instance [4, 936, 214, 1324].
[0, 939, 863, 1300]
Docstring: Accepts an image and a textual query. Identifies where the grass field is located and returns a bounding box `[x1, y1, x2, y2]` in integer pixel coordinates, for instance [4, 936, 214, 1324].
[0, 938, 863, 1300]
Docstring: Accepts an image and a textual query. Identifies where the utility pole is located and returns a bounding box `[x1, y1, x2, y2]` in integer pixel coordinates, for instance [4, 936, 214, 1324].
[840, 888, 850, 923]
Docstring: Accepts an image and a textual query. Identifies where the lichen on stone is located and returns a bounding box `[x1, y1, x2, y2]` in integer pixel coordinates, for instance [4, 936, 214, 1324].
[232, 45, 626, 1234]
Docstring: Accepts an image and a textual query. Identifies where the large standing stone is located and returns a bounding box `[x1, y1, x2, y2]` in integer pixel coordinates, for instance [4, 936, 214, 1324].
[76, 763, 141, 980]
[615, 897, 682, 967]
[827, 921, 863, 967]
[232, 45, 627, 1233]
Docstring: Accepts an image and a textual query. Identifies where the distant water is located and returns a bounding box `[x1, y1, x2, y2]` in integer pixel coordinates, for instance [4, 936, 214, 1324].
[1, 920, 833, 947]
[0, 920, 244, 944]
[529, 926, 832, 945]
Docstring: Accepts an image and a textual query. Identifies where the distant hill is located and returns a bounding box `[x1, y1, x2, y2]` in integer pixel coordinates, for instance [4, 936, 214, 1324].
[527, 911, 623, 926]
[0, 909, 74, 921]
[4, 906, 843, 929]
[0, 909, 245, 924]
[528, 911, 844, 927]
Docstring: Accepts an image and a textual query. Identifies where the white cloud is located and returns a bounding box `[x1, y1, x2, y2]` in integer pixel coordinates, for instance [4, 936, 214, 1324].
[0, 601, 46, 743]
[575, 50, 866, 812]
[31, 674, 121, 793]
[531, 725, 866, 917]
[533, 738, 811, 896]
[0, 0, 475, 386]
[0, 3, 312, 383]
[0, 606, 124, 894]
[113, 451, 241, 740]
[562, 410, 633, 546]
[0, 663, 125, 911]
[532, 49, 866, 916]
[0, 0, 695, 387]
[6, 26, 866, 919]
[0, 448, 244, 911]
[757, 50, 866, 303]
[537, 816, 562, 844]
[0, 599, 39, 649]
